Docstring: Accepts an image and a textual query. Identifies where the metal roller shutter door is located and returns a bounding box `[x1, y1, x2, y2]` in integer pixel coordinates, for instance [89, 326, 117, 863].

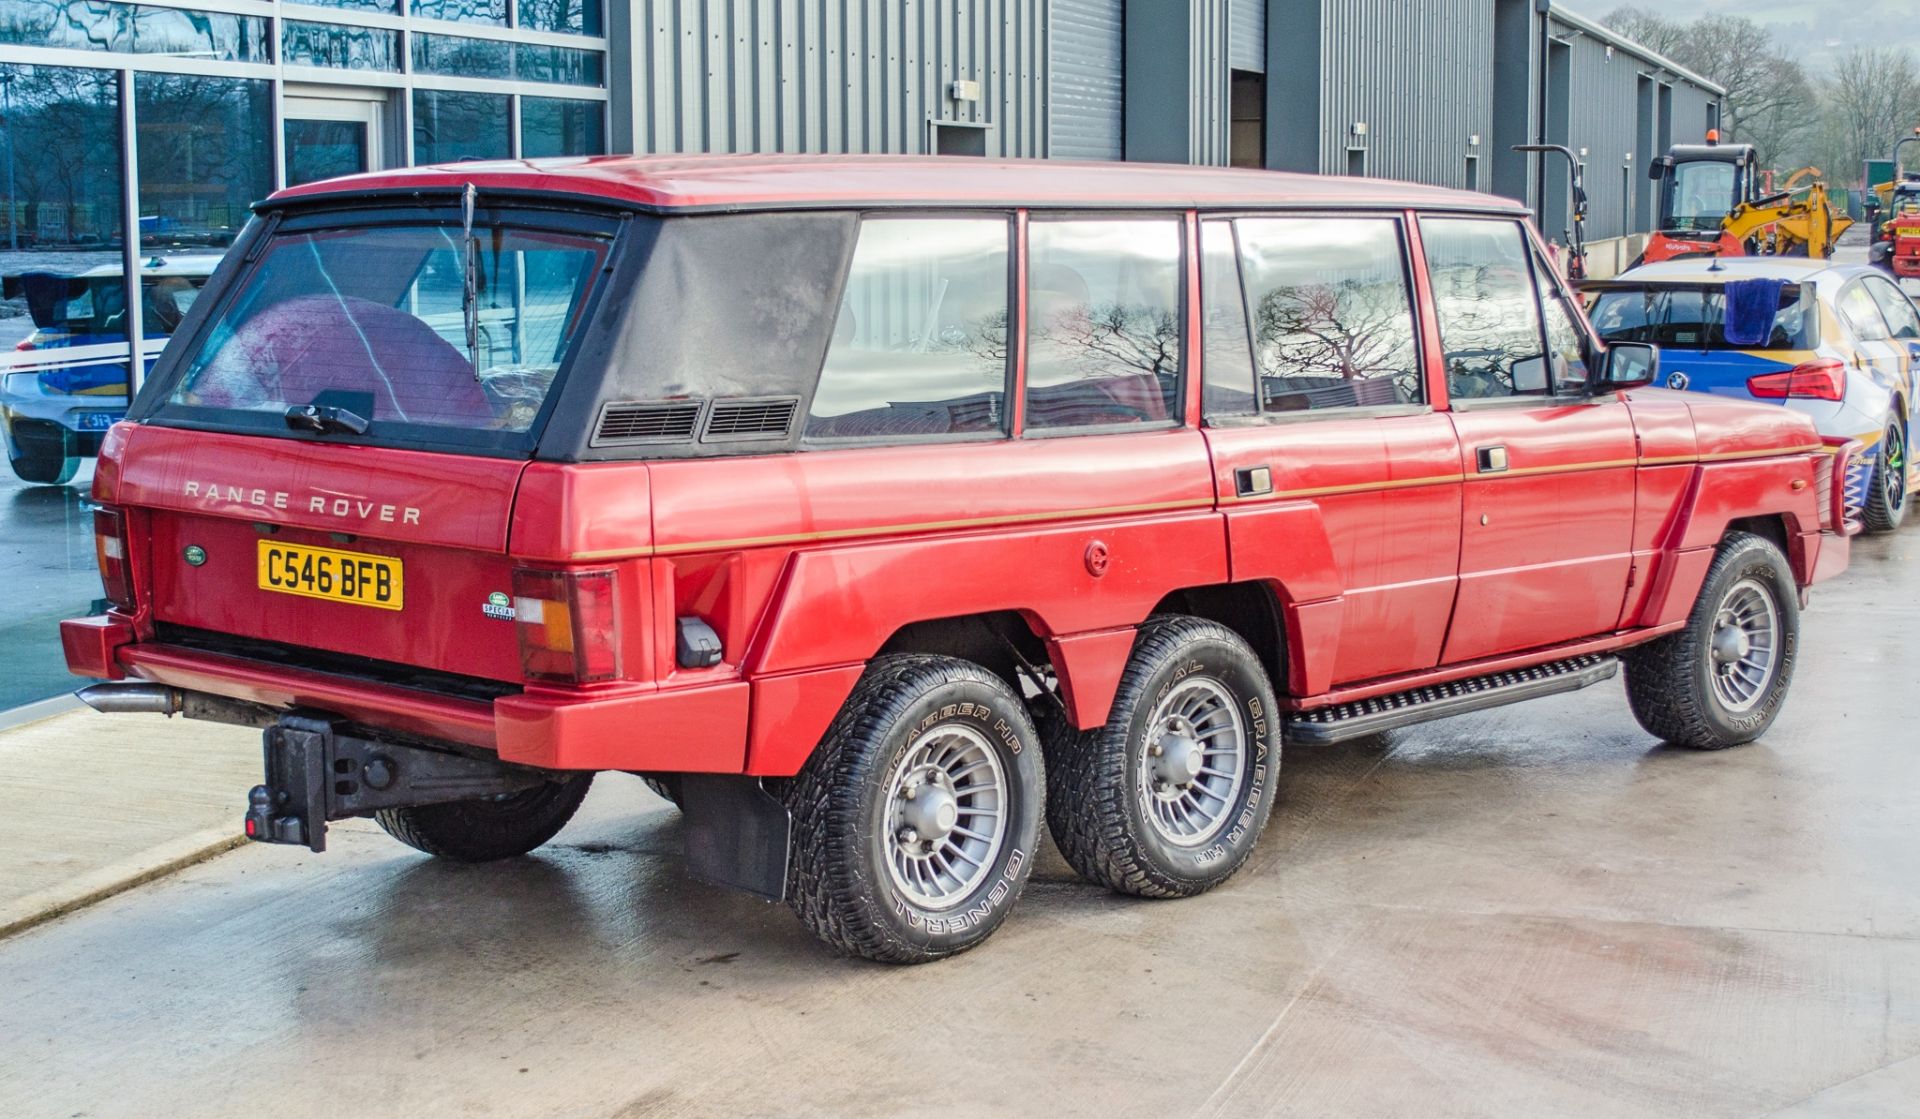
[1230, 0, 1265, 72]
[1049, 0, 1124, 160]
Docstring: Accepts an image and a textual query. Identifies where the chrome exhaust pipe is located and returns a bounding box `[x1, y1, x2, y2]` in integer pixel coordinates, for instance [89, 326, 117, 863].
[75, 682, 183, 716]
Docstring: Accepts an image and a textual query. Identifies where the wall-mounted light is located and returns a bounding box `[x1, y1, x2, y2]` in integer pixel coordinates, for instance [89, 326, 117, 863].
[1352, 121, 1369, 137]
[1469, 133, 1482, 147]
[948, 79, 980, 103]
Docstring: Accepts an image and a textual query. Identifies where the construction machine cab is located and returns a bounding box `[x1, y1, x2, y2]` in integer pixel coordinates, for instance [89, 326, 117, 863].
[1650, 141, 1761, 238]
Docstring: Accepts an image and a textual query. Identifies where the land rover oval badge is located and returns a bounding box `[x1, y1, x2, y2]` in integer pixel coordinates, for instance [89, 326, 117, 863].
[183, 545, 207, 566]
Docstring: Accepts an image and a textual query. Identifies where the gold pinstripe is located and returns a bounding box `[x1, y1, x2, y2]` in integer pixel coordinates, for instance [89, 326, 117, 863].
[564, 445, 1827, 558]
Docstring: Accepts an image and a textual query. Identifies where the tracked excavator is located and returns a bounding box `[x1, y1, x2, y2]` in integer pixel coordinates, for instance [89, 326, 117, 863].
[1641, 134, 1851, 266]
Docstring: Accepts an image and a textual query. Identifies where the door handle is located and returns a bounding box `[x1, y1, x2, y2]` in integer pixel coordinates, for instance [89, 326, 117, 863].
[1476, 445, 1509, 473]
[1235, 465, 1273, 497]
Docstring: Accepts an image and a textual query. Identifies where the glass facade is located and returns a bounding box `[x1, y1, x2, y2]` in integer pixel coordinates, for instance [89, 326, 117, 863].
[282, 20, 399, 72]
[135, 74, 272, 250]
[522, 96, 605, 158]
[1, 2, 269, 62]
[413, 89, 509, 163]
[0, 0, 607, 707]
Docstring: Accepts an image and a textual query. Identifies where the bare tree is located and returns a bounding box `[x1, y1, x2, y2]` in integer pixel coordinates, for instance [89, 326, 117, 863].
[1603, 8, 1819, 170]
[1820, 46, 1920, 183]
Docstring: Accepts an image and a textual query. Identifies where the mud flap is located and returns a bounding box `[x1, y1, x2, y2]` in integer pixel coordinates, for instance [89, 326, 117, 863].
[678, 774, 791, 902]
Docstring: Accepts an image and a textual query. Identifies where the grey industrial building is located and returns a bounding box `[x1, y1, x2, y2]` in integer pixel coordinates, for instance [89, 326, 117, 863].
[0, 0, 1722, 362]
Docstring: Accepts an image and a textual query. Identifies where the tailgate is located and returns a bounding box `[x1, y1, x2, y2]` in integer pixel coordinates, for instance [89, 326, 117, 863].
[107, 425, 530, 682]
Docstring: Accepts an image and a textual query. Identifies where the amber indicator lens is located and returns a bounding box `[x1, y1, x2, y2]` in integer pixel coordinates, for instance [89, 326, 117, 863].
[511, 567, 621, 683]
[93, 506, 135, 609]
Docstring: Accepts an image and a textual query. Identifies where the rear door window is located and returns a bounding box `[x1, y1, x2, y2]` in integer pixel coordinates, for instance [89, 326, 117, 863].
[1023, 217, 1183, 430]
[1420, 218, 1550, 399]
[1199, 219, 1258, 419]
[1838, 282, 1893, 343]
[1864, 276, 1920, 341]
[804, 216, 1011, 440]
[150, 207, 617, 455]
[1235, 216, 1422, 411]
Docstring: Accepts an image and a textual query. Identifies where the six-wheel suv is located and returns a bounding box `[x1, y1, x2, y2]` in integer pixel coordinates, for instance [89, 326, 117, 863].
[65, 156, 1857, 963]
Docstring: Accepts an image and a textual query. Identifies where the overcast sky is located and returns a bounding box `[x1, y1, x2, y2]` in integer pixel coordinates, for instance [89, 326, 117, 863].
[1591, 1, 1920, 74]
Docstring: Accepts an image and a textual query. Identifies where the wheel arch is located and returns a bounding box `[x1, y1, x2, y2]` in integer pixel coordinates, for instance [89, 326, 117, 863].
[1148, 581, 1287, 697]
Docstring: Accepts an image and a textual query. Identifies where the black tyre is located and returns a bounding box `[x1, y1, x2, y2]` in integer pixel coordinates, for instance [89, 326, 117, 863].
[1863, 418, 1909, 533]
[1046, 616, 1280, 899]
[6, 422, 79, 486]
[374, 774, 593, 862]
[1624, 532, 1799, 750]
[783, 655, 1043, 964]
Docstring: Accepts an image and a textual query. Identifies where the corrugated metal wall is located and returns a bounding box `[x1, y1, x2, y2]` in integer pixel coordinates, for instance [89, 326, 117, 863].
[620, 0, 1046, 157]
[1049, 0, 1123, 160]
[1316, 0, 1494, 189]
[1229, 0, 1263, 73]
[1545, 12, 1721, 242]
[1189, 0, 1230, 166]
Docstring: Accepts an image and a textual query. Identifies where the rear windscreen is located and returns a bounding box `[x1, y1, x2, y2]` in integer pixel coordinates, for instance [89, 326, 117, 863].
[147, 209, 615, 454]
[1588, 284, 1818, 351]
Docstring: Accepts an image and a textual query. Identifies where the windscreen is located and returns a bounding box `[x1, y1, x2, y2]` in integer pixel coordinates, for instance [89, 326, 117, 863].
[1667, 161, 1738, 231]
[1589, 284, 1818, 351]
[151, 211, 613, 454]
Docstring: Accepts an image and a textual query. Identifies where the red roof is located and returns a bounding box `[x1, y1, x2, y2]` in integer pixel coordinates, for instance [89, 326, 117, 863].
[269, 153, 1527, 214]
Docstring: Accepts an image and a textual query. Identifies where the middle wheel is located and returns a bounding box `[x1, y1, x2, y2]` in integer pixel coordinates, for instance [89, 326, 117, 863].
[1047, 615, 1281, 899]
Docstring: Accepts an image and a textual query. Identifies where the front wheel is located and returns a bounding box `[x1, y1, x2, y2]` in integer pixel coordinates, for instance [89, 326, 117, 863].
[1046, 616, 1280, 898]
[1863, 418, 1909, 533]
[783, 655, 1043, 964]
[374, 774, 593, 861]
[1624, 532, 1799, 750]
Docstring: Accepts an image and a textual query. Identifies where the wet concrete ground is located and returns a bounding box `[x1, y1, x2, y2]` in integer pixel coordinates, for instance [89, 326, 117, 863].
[0, 464, 103, 711]
[0, 528, 1917, 1118]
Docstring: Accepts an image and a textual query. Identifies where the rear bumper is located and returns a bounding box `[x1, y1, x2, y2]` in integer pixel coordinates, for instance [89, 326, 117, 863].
[61, 620, 751, 773]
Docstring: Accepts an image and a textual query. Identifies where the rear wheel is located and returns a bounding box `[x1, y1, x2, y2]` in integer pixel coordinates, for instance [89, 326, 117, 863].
[1046, 616, 1280, 899]
[375, 774, 593, 862]
[1624, 532, 1799, 750]
[6, 421, 79, 486]
[783, 655, 1043, 964]
[1863, 418, 1909, 533]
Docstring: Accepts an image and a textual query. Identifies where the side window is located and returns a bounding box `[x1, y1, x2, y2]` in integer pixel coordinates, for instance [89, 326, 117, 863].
[1236, 217, 1422, 411]
[1200, 219, 1258, 418]
[1530, 250, 1591, 391]
[806, 217, 1011, 440]
[1024, 218, 1182, 430]
[1865, 277, 1920, 341]
[1838, 282, 1892, 343]
[1421, 218, 1551, 399]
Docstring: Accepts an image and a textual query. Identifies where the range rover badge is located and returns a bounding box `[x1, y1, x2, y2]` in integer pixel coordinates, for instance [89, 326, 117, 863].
[183, 545, 207, 567]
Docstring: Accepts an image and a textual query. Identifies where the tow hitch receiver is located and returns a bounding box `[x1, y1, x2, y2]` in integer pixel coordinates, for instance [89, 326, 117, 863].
[244, 714, 549, 852]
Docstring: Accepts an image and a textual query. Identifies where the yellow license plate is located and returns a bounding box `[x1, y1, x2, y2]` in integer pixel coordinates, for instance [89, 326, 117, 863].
[257, 541, 404, 610]
[1899, 229, 1920, 238]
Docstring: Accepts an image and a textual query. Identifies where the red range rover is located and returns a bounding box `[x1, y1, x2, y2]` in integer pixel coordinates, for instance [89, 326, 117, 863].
[65, 156, 1857, 963]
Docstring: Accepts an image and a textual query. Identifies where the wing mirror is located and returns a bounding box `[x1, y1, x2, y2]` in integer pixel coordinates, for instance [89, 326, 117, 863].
[1648, 155, 1674, 182]
[1600, 342, 1660, 390]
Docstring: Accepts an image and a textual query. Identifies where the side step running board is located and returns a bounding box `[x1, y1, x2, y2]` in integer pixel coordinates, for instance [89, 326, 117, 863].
[1285, 654, 1619, 746]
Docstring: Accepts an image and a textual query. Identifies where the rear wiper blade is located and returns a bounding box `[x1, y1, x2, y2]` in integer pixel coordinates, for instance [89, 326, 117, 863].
[284, 403, 370, 436]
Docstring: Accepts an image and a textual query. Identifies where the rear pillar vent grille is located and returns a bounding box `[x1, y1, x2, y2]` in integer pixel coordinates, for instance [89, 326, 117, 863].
[593, 401, 704, 445]
[703, 397, 800, 441]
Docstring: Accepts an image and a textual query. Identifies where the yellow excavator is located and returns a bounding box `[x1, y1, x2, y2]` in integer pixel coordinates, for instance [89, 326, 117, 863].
[1642, 135, 1852, 265]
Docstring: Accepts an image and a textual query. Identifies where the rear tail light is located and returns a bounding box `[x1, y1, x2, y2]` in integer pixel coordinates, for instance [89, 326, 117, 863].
[511, 567, 621, 683]
[13, 338, 33, 351]
[93, 506, 136, 609]
[1747, 359, 1846, 402]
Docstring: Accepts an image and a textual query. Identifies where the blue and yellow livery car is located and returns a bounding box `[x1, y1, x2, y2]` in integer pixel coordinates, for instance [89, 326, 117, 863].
[1589, 258, 1919, 533]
